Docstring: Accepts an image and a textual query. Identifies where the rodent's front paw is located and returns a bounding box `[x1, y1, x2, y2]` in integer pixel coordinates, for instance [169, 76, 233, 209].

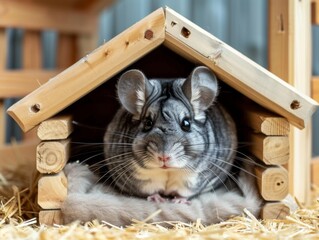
[64, 162, 97, 182]
[64, 162, 99, 193]
[147, 193, 168, 203]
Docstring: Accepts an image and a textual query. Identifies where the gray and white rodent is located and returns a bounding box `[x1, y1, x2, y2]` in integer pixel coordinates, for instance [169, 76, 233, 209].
[61, 66, 261, 225]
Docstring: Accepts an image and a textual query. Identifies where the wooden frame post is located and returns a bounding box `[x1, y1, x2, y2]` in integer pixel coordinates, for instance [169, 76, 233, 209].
[268, 0, 312, 204]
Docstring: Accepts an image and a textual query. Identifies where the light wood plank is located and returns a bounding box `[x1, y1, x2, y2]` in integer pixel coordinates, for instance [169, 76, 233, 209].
[0, 70, 58, 97]
[255, 166, 289, 201]
[311, 157, 319, 186]
[39, 210, 63, 225]
[37, 115, 73, 140]
[248, 134, 289, 165]
[268, 0, 289, 82]
[22, 30, 43, 142]
[0, 0, 96, 34]
[0, 28, 6, 69]
[38, 171, 67, 209]
[57, 34, 77, 69]
[312, 77, 319, 102]
[261, 202, 290, 219]
[7, 8, 165, 132]
[164, 7, 318, 130]
[36, 139, 70, 174]
[268, 0, 312, 205]
[288, 0, 312, 205]
[312, 0, 319, 24]
[23, 30, 42, 69]
[235, 100, 290, 135]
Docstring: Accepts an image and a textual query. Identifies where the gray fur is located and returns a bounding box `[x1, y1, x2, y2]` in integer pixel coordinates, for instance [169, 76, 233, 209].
[61, 66, 262, 226]
[62, 162, 261, 226]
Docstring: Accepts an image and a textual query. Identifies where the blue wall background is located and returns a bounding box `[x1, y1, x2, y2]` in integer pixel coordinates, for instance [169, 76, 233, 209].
[5, 0, 319, 155]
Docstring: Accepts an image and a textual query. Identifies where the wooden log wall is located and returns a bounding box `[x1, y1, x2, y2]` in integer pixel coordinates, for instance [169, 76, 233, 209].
[35, 104, 292, 224]
[236, 100, 291, 219]
[37, 115, 73, 225]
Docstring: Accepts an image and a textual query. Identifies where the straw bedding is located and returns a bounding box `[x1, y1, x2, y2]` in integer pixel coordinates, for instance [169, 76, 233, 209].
[1, 158, 319, 239]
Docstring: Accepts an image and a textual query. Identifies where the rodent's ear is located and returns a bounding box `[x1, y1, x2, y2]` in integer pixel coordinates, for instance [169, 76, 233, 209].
[182, 66, 218, 120]
[117, 69, 153, 119]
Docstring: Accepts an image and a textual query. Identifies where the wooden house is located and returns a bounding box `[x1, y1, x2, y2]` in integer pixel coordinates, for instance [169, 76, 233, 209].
[6, 7, 319, 225]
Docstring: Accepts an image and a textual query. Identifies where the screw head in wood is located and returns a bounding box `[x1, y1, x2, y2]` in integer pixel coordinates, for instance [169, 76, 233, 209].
[144, 30, 153, 40]
[290, 100, 301, 110]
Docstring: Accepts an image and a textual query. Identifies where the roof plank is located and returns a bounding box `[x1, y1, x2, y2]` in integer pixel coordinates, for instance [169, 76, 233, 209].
[164, 7, 318, 129]
[7, 8, 166, 132]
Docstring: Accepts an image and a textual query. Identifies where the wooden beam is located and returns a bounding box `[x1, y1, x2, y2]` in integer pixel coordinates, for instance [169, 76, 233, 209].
[37, 115, 73, 140]
[38, 171, 67, 209]
[312, 0, 319, 24]
[288, 0, 312, 205]
[268, 0, 289, 82]
[57, 34, 77, 70]
[164, 7, 318, 130]
[0, 0, 97, 34]
[312, 77, 319, 103]
[268, 0, 312, 205]
[235, 100, 290, 136]
[23, 30, 42, 69]
[255, 166, 289, 201]
[311, 157, 319, 186]
[0, 70, 58, 97]
[7, 8, 165, 132]
[39, 210, 63, 225]
[261, 202, 290, 219]
[36, 139, 70, 174]
[248, 134, 289, 165]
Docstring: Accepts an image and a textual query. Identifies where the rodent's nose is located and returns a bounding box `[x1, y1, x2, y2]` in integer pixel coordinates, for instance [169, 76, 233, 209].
[158, 155, 171, 162]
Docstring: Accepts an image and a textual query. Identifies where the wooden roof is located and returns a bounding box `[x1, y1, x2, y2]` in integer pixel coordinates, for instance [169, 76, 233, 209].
[7, 7, 319, 132]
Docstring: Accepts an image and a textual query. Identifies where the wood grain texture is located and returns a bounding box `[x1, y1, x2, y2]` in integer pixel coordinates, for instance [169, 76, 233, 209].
[268, 0, 289, 82]
[7, 8, 165, 132]
[255, 166, 289, 201]
[37, 115, 73, 140]
[164, 7, 318, 130]
[0, 0, 96, 34]
[0, 70, 58, 97]
[39, 210, 63, 225]
[38, 171, 67, 209]
[261, 202, 290, 219]
[288, 0, 312, 205]
[248, 134, 289, 165]
[311, 157, 319, 186]
[57, 34, 77, 69]
[23, 30, 42, 69]
[36, 139, 70, 174]
[312, 77, 319, 103]
[235, 101, 290, 135]
[312, 0, 319, 24]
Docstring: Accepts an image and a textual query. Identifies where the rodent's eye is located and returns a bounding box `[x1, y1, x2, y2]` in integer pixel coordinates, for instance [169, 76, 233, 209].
[181, 118, 191, 132]
[143, 118, 153, 132]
